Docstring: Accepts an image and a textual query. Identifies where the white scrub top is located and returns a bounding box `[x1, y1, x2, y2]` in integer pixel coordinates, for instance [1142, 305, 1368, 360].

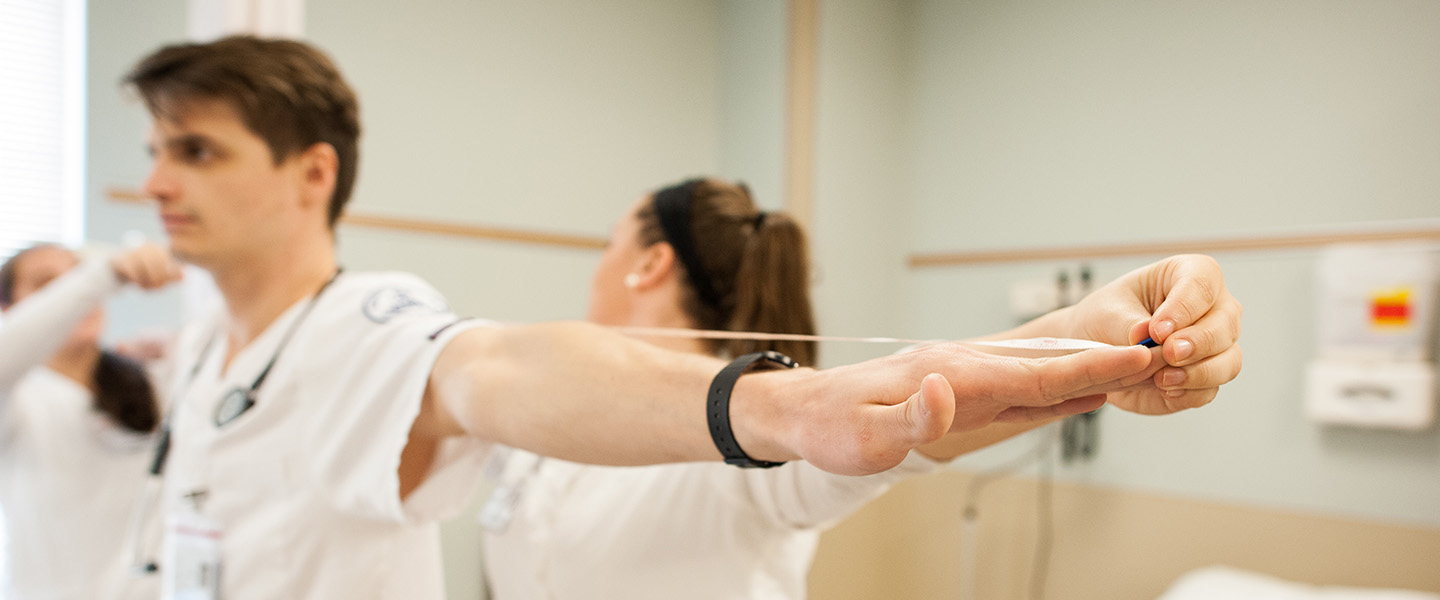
[159, 271, 491, 599]
[481, 448, 942, 600]
[0, 370, 154, 600]
[0, 258, 158, 600]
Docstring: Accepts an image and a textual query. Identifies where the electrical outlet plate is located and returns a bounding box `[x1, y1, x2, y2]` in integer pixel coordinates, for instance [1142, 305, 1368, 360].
[1009, 279, 1060, 320]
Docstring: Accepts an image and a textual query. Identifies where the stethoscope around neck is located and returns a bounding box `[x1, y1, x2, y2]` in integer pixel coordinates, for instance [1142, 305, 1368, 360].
[123, 268, 342, 576]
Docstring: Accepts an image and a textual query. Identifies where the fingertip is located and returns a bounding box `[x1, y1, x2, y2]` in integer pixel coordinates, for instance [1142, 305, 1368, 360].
[1151, 319, 1176, 342]
[1169, 338, 1195, 363]
[1128, 319, 1152, 345]
[918, 373, 954, 441]
[1064, 394, 1108, 415]
[1123, 344, 1155, 368]
[1163, 387, 1218, 411]
[1151, 269, 1223, 339]
[923, 372, 952, 410]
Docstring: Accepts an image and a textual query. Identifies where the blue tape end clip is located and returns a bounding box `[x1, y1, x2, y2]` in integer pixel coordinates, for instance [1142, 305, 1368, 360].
[1138, 337, 1159, 348]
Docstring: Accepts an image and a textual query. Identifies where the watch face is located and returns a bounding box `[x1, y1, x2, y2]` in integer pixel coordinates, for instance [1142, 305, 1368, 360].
[214, 387, 255, 427]
[759, 351, 798, 369]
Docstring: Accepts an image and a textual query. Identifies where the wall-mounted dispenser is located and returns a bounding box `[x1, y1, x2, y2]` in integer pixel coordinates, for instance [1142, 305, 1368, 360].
[1305, 243, 1437, 430]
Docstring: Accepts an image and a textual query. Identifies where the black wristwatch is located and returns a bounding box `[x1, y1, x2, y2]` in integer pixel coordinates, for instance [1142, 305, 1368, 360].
[707, 351, 799, 468]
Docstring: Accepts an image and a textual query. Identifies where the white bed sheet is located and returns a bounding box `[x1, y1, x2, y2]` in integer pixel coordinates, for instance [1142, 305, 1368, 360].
[1158, 566, 1439, 600]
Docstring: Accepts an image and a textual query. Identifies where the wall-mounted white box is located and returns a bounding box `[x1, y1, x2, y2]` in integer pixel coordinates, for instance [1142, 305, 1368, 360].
[1305, 358, 1435, 430]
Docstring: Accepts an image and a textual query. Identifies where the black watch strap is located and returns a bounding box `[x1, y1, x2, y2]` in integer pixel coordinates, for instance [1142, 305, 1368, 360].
[707, 351, 799, 469]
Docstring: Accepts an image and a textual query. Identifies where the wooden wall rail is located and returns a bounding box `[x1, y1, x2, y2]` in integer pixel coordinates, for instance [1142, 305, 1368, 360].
[908, 222, 1440, 267]
[112, 188, 1439, 264]
[105, 187, 608, 250]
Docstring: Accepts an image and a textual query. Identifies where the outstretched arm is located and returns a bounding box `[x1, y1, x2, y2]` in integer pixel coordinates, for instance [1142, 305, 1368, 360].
[416, 320, 1154, 479]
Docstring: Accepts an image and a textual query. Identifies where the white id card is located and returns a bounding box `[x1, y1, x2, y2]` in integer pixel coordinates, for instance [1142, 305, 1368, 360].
[478, 481, 525, 533]
[478, 450, 544, 533]
[165, 513, 223, 600]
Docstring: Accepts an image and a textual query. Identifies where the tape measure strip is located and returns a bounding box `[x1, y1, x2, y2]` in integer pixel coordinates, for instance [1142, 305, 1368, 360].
[613, 326, 934, 346]
[610, 326, 1139, 359]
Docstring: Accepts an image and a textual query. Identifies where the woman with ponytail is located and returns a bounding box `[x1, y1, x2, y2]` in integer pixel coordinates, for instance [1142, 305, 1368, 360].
[480, 178, 950, 599]
[0, 243, 180, 599]
[478, 176, 1247, 598]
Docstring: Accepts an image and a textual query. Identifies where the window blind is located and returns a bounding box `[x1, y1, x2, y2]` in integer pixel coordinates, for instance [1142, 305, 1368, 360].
[0, 0, 85, 265]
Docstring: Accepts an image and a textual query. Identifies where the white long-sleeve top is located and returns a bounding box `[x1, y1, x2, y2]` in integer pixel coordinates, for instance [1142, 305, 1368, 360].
[481, 447, 943, 600]
[0, 258, 158, 600]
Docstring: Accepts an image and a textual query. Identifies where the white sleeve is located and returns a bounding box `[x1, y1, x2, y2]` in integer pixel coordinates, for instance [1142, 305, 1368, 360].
[739, 450, 945, 530]
[397, 319, 500, 521]
[0, 258, 120, 391]
[297, 274, 495, 524]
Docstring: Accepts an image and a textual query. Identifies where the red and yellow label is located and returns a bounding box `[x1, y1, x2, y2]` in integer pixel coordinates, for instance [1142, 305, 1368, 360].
[1370, 287, 1412, 329]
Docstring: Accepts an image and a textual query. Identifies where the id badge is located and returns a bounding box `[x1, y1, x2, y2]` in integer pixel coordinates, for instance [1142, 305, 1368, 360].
[478, 450, 542, 533]
[478, 481, 525, 533]
[165, 513, 223, 600]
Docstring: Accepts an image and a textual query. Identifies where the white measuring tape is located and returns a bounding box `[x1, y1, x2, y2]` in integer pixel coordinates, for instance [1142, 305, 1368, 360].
[611, 326, 1119, 359]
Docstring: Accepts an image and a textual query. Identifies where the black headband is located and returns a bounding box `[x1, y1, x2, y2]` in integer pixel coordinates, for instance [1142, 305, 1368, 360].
[652, 179, 723, 309]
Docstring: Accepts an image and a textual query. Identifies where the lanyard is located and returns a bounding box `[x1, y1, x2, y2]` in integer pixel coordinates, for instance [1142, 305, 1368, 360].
[126, 269, 342, 575]
[148, 268, 342, 477]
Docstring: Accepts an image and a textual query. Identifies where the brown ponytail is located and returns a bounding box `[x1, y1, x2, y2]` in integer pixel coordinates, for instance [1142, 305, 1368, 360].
[639, 179, 817, 365]
[93, 351, 161, 433]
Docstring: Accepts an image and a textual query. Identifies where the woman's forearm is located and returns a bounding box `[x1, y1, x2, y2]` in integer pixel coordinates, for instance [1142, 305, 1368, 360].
[0, 259, 119, 388]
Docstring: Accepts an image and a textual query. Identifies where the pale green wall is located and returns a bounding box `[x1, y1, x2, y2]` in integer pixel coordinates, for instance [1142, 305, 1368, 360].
[808, 0, 916, 368]
[891, 0, 1440, 528]
[85, 0, 187, 341]
[717, 0, 786, 212]
[902, 0, 1440, 253]
[307, 0, 725, 325]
